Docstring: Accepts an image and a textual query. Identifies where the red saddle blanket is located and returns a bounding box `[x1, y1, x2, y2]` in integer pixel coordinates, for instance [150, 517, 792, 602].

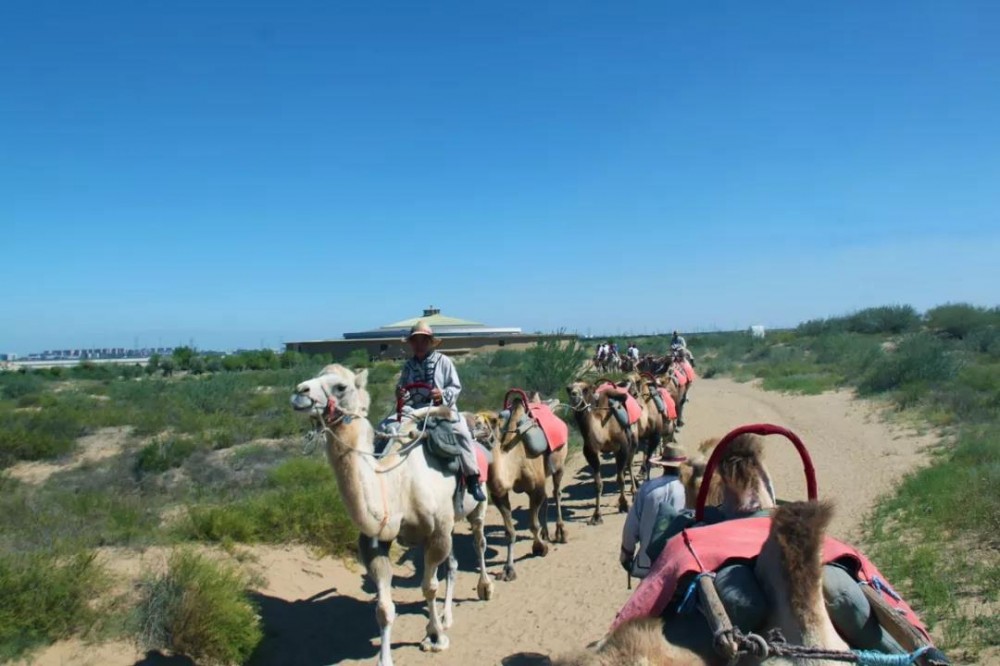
[681, 360, 696, 382]
[473, 442, 489, 483]
[528, 403, 569, 452]
[671, 367, 689, 387]
[611, 517, 928, 639]
[658, 388, 678, 420]
[596, 384, 642, 424]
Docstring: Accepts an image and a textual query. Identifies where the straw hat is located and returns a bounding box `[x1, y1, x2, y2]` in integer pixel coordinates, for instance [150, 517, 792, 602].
[649, 442, 688, 468]
[403, 320, 441, 345]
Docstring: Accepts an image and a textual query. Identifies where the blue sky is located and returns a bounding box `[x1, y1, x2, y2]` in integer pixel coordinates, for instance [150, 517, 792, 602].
[2, 1, 998, 353]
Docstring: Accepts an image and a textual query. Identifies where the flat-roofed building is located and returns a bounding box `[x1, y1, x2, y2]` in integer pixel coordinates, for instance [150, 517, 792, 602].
[286, 306, 567, 360]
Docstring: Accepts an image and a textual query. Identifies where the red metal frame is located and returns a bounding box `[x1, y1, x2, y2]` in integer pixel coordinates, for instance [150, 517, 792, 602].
[694, 423, 818, 522]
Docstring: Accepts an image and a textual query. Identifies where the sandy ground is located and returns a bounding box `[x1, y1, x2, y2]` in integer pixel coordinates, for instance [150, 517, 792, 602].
[26, 378, 940, 666]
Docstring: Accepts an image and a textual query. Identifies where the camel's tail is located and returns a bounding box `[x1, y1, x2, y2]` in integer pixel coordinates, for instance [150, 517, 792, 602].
[769, 500, 835, 622]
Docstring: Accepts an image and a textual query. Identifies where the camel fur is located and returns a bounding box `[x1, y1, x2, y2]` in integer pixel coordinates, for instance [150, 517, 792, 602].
[291, 364, 493, 666]
[474, 391, 569, 582]
[566, 380, 639, 525]
[553, 502, 852, 665]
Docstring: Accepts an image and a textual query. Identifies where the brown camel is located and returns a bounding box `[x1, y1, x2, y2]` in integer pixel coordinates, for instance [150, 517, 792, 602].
[473, 391, 569, 582]
[680, 434, 776, 516]
[566, 380, 638, 525]
[552, 502, 852, 666]
[628, 373, 677, 474]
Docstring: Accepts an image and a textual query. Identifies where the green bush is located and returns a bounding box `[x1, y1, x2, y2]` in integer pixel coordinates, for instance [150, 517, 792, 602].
[925, 303, 995, 340]
[522, 336, 589, 396]
[133, 550, 261, 666]
[858, 333, 957, 395]
[171, 347, 196, 371]
[0, 409, 86, 468]
[844, 305, 921, 335]
[0, 550, 106, 661]
[0, 372, 47, 400]
[135, 437, 203, 475]
[183, 458, 355, 556]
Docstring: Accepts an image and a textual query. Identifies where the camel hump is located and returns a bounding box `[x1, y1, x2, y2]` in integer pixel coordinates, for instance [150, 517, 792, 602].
[769, 501, 835, 619]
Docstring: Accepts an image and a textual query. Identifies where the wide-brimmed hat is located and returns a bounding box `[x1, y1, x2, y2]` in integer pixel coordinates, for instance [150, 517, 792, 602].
[649, 442, 688, 468]
[403, 320, 441, 345]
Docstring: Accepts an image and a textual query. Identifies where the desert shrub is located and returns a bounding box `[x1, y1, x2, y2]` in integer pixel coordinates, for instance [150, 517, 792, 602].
[135, 437, 203, 475]
[133, 550, 261, 666]
[159, 357, 176, 376]
[182, 458, 355, 556]
[188, 355, 207, 375]
[0, 550, 106, 661]
[925, 303, 993, 339]
[521, 336, 589, 396]
[858, 333, 958, 395]
[344, 349, 371, 368]
[797, 305, 920, 337]
[171, 347, 196, 371]
[845, 305, 920, 335]
[221, 355, 245, 372]
[0, 409, 86, 467]
[0, 372, 47, 400]
[964, 325, 1000, 358]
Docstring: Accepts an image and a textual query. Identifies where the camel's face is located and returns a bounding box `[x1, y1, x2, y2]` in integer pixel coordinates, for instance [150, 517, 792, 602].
[291, 363, 370, 420]
[565, 382, 592, 409]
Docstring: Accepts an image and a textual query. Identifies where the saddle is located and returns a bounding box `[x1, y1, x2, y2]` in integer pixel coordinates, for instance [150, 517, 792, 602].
[376, 407, 491, 480]
[596, 382, 642, 429]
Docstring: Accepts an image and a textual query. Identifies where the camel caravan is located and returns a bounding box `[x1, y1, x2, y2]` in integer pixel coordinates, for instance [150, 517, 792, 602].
[289, 323, 948, 666]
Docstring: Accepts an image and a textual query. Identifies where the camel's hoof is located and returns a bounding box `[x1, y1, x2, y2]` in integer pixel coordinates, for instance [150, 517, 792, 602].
[618, 499, 629, 513]
[497, 566, 517, 582]
[555, 525, 568, 544]
[532, 541, 549, 557]
[477, 578, 494, 601]
[588, 514, 603, 526]
[421, 634, 450, 653]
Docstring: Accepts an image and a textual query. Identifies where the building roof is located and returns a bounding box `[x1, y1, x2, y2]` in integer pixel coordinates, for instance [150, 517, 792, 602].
[342, 306, 521, 340]
[381, 313, 484, 329]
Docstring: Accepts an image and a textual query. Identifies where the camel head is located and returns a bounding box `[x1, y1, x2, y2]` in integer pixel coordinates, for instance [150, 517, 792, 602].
[472, 411, 501, 448]
[717, 434, 777, 518]
[291, 364, 371, 423]
[565, 380, 595, 412]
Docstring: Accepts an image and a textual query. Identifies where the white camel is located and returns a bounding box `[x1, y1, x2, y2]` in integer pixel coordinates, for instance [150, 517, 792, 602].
[291, 364, 493, 666]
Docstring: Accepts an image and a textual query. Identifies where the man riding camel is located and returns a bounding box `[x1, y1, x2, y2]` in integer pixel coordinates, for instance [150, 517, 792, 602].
[670, 330, 695, 367]
[396, 321, 487, 502]
[619, 443, 688, 579]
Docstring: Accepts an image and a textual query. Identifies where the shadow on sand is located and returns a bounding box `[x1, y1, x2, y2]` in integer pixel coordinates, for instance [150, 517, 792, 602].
[502, 652, 554, 666]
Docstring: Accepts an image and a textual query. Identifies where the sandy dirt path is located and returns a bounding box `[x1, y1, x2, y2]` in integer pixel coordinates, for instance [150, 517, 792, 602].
[26, 378, 936, 666]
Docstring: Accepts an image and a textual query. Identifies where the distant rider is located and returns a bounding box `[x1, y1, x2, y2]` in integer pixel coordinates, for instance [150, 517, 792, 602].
[396, 321, 486, 502]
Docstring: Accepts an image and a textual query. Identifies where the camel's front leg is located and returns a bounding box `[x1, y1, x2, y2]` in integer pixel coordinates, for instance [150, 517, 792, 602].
[421, 533, 452, 653]
[468, 499, 494, 601]
[552, 466, 568, 543]
[529, 489, 549, 557]
[359, 536, 396, 666]
[493, 493, 518, 581]
[439, 551, 457, 629]
[583, 446, 603, 525]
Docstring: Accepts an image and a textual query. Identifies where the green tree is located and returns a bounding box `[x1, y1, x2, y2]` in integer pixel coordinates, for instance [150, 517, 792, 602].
[171, 346, 195, 371]
[146, 354, 161, 376]
[159, 356, 176, 377]
[522, 335, 588, 396]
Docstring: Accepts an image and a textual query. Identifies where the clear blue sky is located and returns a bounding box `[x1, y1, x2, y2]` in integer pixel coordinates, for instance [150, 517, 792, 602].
[2, 1, 998, 353]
